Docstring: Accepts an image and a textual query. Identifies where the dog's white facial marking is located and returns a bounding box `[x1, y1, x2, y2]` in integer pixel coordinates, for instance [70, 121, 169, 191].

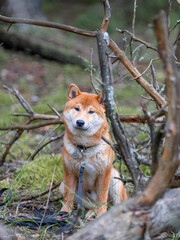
[63, 106, 105, 137]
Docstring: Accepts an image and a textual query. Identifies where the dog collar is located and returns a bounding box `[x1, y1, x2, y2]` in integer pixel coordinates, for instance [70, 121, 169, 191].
[72, 144, 95, 159]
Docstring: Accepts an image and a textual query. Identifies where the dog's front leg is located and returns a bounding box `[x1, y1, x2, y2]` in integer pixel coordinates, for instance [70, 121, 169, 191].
[61, 171, 76, 213]
[96, 168, 111, 216]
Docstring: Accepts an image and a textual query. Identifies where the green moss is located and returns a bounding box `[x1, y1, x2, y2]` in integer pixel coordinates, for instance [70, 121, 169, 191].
[0, 154, 63, 197]
[141, 164, 151, 176]
[15, 154, 63, 190]
[0, 91, 13, 106]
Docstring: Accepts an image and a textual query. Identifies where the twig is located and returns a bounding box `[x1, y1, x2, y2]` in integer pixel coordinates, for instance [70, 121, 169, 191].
[117, 29, 158, 52]
[0, 118, 33, 166]
[132, 0, 137, 37]
[29, 132, 64, 160]
[47, 104, 61, 118]
[171, 20, 180, 33]
[151, 123, 165, 175]
[130, 58, 159, 81]
[0, 119, 62, 131]
[150, 63, 158, 91]
[3, 85, 34, 114]
[13, 181, 61, 201]
[108, 38, 166, 107]
[141, 103, 155, 142]
[100, 0, 111, 33]
[89, 48, 99, 94]
[12, 113, 59, 120]
[0, 14, 96, 37]
[118, 110, 165, 123]
[167, 0, 172, 36]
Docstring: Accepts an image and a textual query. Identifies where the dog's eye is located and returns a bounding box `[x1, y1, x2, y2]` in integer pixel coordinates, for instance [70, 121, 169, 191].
[89, 110, 94, 114]
[74, 107, 80, 111]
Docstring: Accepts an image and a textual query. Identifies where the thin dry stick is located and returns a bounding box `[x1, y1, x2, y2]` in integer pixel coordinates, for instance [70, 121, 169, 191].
[117, 29, 158, 52]
[13, 181, 61, 201]
[0, 118, 33, 166]
[89, 48, 99, 94]
[151, 63, 158, 90]
[132, 0, 137, 37]
[29, 132, 64, 160]
[0, 119, 62, 131]
[167, 0, 172, 36]
[130, 58, 159, 81]
[3, 85, 34, 114]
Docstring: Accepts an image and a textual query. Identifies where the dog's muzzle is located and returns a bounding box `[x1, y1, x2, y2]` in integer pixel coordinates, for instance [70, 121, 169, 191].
[75, 120, 89, 130]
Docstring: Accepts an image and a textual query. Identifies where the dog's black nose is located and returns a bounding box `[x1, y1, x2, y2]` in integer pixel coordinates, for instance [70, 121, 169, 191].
[76, 120, 85, 127]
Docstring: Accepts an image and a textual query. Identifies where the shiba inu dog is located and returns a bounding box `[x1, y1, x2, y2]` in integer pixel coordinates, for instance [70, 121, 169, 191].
[60, 84, 127, 217]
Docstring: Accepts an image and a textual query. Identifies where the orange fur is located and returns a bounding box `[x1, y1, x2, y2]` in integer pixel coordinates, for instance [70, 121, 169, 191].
[60, 84, 127, 217]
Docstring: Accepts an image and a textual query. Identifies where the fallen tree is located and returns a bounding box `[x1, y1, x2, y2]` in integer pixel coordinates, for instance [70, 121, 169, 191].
[0, 30, 87, 68]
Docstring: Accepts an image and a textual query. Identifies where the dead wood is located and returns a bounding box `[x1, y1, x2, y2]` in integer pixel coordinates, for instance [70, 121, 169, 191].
[0, 30, 87, 68]
[13, 181, 61, 201]
[0, 14, 96, 37]
[69, 188, 180, 240]
[96, 29, 140, 192]
[108, 38, 166, 107]
[137, 11, 180, 205]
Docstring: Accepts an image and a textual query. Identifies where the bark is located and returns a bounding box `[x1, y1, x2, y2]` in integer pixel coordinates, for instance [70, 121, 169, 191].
[137, 11, 180, 205]
[0, 31, 87, 68]
[69, 188, 180, 240]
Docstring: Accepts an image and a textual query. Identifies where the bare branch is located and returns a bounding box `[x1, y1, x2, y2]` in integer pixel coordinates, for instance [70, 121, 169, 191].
[100, 0, 111, 32]
[3, 85, 34, 114]
[0, 119, 62, 131]
[108, 38, 166, 107]
[132, 0, 137, 37]
[137, 11, 180, 206]
[0, 14, 96, 37]
[13, 181, 61, 201]
[117, 29, 158, 52]
[118, 109, 165, 123]
[29, 132, 64, 161]
[0, 118, 32, 166]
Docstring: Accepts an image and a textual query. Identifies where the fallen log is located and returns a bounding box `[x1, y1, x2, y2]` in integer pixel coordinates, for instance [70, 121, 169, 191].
[0, 30, 87, 68]
[69, 188, 180, 240]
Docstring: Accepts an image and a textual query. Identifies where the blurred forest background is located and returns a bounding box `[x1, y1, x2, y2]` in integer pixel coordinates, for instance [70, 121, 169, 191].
[0, 1, 179, 239]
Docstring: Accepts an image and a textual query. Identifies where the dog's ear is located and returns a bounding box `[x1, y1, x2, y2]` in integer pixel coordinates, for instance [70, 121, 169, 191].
[97, 92, 104, 105]
[68, 84, 81, 101]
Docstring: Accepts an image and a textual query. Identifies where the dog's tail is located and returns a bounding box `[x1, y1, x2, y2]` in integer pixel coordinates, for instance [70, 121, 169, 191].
[109, 167, 128, 205]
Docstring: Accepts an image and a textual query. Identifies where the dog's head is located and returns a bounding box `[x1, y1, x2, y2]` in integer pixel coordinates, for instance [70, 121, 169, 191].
[63, 84, 108, 137]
